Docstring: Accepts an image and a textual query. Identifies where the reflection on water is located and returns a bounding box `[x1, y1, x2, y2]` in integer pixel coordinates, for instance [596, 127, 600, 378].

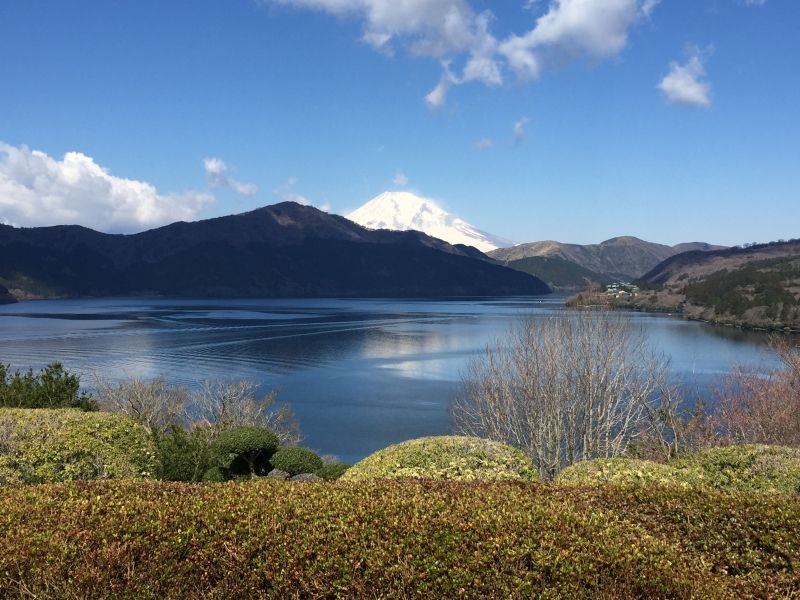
[0, 296, 779, 462]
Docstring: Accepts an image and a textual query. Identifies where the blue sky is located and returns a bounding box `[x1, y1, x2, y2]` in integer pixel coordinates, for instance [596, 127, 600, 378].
[0, 0, 798, 246]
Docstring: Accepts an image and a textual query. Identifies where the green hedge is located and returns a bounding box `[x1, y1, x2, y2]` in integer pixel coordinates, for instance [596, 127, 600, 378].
[671, 444, 800, 493]
[341, 436, 538, 482]
[1, 480, 799, 598]
[557, 446, 800, 494]
[557, 458, 703, 488]
[0, 408, 157, 485]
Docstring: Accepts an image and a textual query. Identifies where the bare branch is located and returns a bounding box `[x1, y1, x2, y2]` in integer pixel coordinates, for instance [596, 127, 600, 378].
[191, 379, 302, 446]
[452, 311, 675, 479]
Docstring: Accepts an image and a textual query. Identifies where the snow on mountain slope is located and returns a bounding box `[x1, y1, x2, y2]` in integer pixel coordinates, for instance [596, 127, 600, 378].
[346, 191, 511, 253]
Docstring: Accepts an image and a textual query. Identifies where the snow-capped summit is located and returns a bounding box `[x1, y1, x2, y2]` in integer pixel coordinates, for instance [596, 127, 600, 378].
[346, 191, 510, 253]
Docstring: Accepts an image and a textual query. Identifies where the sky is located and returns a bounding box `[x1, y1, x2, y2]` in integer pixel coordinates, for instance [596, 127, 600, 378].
[0, 0, 798, 246]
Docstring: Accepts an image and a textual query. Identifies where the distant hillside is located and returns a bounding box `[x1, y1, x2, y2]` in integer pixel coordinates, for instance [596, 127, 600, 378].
[501, 256, 612, 291]
[490, 237, 724, 281]
[573, 240, 800, 331]
[0, 284, 16, 305]
[0, 202, 550, 300]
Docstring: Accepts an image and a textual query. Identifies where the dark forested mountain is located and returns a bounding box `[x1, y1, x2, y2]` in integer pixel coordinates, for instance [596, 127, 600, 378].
[490, 237, 724, 281]
[0, 284, 16, 304]
[0, 202, 550, 299]
[499, 256, 612, 291]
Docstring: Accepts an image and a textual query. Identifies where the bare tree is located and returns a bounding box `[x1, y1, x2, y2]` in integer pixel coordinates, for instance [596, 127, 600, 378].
[451, 311, 674, 480]
[96, 376, 189, 435]
[707, 336, 800, 447]
[191, 379, 301, 446]
[774, 335, 800, 383]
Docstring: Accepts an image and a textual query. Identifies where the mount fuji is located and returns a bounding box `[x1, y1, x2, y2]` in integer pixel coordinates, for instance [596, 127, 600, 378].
[347, 191, 511, 253]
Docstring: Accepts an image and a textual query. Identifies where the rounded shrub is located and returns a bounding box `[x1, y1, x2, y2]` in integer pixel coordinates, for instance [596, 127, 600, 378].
[557, 458, 702, 488]
[670, 445, 800, 493]
[316, 462, 351, 481]
[270, 447, 324, 477]
[0, 408, 157, 485]
[340, 436, 538, 482]
[211, 426, 279, 478]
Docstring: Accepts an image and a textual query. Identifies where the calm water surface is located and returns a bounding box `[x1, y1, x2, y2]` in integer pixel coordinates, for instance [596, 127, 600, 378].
[0, 296, 778, 462]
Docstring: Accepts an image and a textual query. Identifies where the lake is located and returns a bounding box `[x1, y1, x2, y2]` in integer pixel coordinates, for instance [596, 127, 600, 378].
[0, 296, 779, 463]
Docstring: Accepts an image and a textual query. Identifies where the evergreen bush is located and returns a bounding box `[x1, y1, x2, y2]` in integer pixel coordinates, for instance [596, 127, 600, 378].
[315, 463, 351, 481]
[341, 436, 538, 482]
[671, 444, 800, 493]
[155, 426, 217, 482]
[270, 447, 323, 476]
[556, 458, 702, 488]
[211, 426, 279, 478]
[0, 408, 157, 485]
[0, 363, 96, 411]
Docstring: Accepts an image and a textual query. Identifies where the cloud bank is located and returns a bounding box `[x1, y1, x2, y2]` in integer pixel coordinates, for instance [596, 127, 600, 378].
[266, 0, 659, 107]
[0, 142, 214, 233]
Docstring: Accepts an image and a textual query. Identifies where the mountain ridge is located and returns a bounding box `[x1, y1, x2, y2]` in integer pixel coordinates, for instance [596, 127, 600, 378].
[0, 202, 550, 299]
[490, 237, 725, 281]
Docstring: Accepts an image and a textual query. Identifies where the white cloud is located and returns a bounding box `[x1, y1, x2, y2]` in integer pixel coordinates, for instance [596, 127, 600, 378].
[424, 63, 458, 110]
[0, 142, 214, 233]
[267, 0, 656, 107]
[501, 0, 654, 80]
[393, 172, 408, 186]
[743, 0, 767, 5]
[658, 47, 712, 107]
[513, 117, 530, 142]
[203, 157, 258, 196]
[641, 0, 661, 17]
[473, 137, 494, 150]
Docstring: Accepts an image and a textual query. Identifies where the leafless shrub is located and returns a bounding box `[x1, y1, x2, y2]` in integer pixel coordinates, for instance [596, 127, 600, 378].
[95, 376, 189, 435]
[708, 336, 800, 447]
[191, 379, 301, 446]
[452, 311, 675, 479]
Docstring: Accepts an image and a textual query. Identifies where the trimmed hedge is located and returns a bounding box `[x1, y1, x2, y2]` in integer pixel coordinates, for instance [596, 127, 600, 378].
[341, 436, 538, 482]
[1, 480, 799, 598]
[671, 444, 800, 493]
[0, 408, 157, 485]
[270, 447, 323, 476]
[557, 458, 702, 488]
[557, 446, 800, 494]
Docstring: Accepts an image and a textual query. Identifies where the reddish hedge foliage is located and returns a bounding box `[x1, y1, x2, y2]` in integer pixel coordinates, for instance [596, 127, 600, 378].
[0, 480, 798, 598]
